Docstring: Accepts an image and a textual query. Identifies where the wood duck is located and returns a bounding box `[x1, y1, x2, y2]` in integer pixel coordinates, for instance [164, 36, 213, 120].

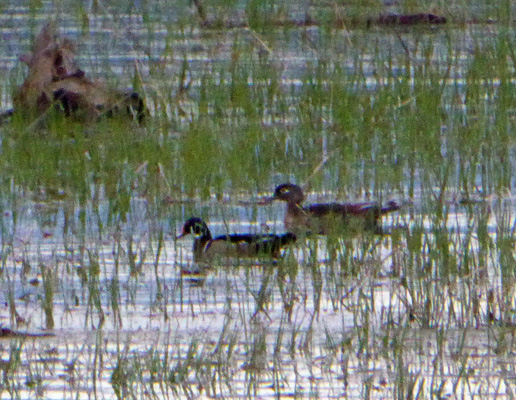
[176, 217, 297, 263]
[270, 183, 400, 235]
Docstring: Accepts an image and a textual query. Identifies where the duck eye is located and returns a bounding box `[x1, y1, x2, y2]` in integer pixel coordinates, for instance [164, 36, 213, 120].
[193, 223, 204, 235]
[281, 188, 290, 194]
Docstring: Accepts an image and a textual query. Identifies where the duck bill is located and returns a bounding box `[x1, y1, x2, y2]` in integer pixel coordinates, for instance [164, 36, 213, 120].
[259, 195, 277, 205]
[176, 231, 187, 240]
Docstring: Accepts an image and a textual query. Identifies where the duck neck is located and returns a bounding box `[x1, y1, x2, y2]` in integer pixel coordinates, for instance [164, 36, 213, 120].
[192, 229, 212, 261]
[287, 200, 304, 216]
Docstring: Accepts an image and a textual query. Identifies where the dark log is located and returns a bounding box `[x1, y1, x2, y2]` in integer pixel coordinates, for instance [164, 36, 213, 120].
[372, 13, 447, 26]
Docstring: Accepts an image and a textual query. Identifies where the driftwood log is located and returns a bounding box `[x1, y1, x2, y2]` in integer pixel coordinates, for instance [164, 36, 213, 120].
[190, 0, 446, 30]
[11, 23, 146, 124]
[372, 13, 447, 26]
[0, 326, 55, 338]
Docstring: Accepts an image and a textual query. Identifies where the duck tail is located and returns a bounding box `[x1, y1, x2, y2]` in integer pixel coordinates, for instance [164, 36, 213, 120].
[281, 232, 297, 245]
[381, 200, 401, 214]
[268, 233, 297, 258]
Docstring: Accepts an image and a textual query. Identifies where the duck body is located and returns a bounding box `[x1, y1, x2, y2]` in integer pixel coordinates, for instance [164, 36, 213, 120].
[177, 217, 297, 263]
[272, 183, 400, 235]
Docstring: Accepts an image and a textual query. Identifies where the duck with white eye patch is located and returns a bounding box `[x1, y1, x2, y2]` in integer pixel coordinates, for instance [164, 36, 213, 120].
[269, 183, 400, 235]
[176, 217, 297, 267]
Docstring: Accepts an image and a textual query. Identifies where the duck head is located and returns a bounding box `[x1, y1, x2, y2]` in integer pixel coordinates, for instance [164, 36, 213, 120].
[272, 183, 305, 204]
[177, 217, 212, 240]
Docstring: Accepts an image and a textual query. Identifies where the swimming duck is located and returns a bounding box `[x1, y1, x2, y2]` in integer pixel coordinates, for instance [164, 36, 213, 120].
[270, 183, 400, 235]
[176, 217, 297, 263]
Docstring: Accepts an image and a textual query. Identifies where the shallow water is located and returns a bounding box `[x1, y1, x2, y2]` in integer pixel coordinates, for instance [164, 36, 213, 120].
[1, 1, 516, 399]
[0, 192, 510, 398]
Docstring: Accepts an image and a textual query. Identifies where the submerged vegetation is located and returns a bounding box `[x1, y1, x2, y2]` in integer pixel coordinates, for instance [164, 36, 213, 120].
[1, 0, 516, 398]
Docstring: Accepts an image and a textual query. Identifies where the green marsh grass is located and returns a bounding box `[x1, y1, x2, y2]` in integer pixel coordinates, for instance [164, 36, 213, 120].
[2, 0, 516, 398]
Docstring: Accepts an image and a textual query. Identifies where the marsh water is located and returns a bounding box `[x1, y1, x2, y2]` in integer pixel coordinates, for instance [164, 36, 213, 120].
[1, 1, 516, 399]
